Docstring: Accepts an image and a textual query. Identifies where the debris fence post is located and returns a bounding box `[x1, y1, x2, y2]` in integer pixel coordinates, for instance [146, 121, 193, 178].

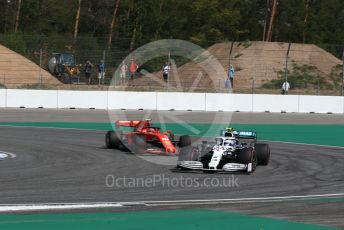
[39, 48, 42, 88]
[102, 50, 106, 85]
[342, 48, 344, 96]
[251, 67, 254, 94]
[284, 43, 292, 95]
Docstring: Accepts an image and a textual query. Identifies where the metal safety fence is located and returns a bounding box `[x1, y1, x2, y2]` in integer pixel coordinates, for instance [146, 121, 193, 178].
[0, 35, 343, 95]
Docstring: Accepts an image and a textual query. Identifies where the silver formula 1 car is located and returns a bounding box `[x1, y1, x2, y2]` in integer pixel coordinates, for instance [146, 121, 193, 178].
[175, 128, 270, 173]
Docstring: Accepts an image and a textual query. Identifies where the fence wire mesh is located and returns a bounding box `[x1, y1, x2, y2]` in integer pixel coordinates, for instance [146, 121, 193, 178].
[0, 34, 343, 95]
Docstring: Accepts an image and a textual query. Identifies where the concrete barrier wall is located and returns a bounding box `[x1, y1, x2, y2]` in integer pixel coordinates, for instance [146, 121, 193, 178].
[157, 92, 205, 111]
[6, 89, 58, 108]
[57, 90, 108, 109]
[205, 93, 234, 111]
[205, 94, 253, 112]
[0, 89, 6, 107]
[298, 95, 344, 114]
[253, 94, 300, 113]
[1, 89, 344, 114]
[108, 91, 157, 110]
[232, 94, 254, 112]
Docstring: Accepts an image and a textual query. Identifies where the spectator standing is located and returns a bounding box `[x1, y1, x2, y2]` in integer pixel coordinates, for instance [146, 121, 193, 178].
[84, 60, 93, 85]
[162, 62, 171, 82]
[129, 59, 138, 80]
[227, 65, 235, 88]
[282, 81, 290, 95]
[97, 60, 106, 85]
[119, 61, 128, 84]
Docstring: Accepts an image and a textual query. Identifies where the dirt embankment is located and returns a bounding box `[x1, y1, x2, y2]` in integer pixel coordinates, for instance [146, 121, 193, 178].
[0, 44, 61, 88]
[133, 41, 341, 91]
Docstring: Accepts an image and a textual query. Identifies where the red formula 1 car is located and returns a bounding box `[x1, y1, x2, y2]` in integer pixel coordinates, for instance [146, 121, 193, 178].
[105, 119, 192, 155]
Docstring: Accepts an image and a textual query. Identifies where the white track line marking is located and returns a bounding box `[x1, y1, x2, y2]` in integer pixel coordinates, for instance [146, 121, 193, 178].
[0, 151, 16, 160]
[0, 124, 104, 132]
[0, 203, 123, 212]
[0, 193, 343, 212]
[142, 193, 344, 205]
[260, 139, 344, 149]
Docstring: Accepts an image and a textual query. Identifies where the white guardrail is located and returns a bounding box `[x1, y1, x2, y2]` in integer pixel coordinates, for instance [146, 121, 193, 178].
[1, 89, 343, 114]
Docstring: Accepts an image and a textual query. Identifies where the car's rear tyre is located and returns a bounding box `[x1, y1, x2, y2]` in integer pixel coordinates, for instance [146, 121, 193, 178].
[178, 135, 198, 161]
[178, 135, 191, 147]
[255, 143, 270, 165]
[238, 147, 257, 173]
[168, 133, 175, 142]
[132, 134, 146, 154]
[178, 146, 199, 161]
[105, 131, 122, 149]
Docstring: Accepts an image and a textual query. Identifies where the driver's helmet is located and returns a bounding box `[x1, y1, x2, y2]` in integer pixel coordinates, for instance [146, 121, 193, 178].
[225, 127, 234, 133]
[224, 138, 236, 147]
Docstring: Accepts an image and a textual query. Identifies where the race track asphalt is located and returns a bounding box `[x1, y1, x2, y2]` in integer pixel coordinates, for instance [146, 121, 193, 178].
[0, 109, 343, 228]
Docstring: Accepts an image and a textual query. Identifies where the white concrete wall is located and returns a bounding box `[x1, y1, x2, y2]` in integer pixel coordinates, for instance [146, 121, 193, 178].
[156, 92, 205, 111]
[57, 90, 108, 109]
[205, 93, 234, 111]
[233, 94, 254, 112]
[253, 94, 299, 113]
[6, 89, 58, 108]
[108, 91, 157, 110]
[205, 94, 253, 112]
[298, 95, 344, 113]
[0, 89, 6, 107]
[1, 89, 344, 114]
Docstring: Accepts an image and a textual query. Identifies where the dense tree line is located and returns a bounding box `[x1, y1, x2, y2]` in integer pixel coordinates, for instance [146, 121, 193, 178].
[0, 0, 343, 73]
[1, 0, 344, 46]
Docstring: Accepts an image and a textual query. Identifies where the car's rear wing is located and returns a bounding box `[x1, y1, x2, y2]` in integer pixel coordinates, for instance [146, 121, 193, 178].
[116, 120, 141, 127]
[234, 131, 257, 140]
[115, 120, 151, 128]
[221, 129, 257, 140]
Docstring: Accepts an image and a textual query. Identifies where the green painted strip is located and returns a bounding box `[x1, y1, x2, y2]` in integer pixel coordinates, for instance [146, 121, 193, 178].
[165, 123, 344, 147]
[310, 197, 344, 203]
[1, 122, 344, 147]
[0, 122, 341, 228]
[0, 209, 335, 230]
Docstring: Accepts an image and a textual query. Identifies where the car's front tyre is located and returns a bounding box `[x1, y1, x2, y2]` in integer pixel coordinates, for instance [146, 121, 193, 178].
[238, 147, 257, 173]
[132, 134, 146, 154]
[105, 131, 122, 149]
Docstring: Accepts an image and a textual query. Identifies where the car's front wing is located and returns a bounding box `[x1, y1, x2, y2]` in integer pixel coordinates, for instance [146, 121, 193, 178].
[177, 161, 248, 172]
